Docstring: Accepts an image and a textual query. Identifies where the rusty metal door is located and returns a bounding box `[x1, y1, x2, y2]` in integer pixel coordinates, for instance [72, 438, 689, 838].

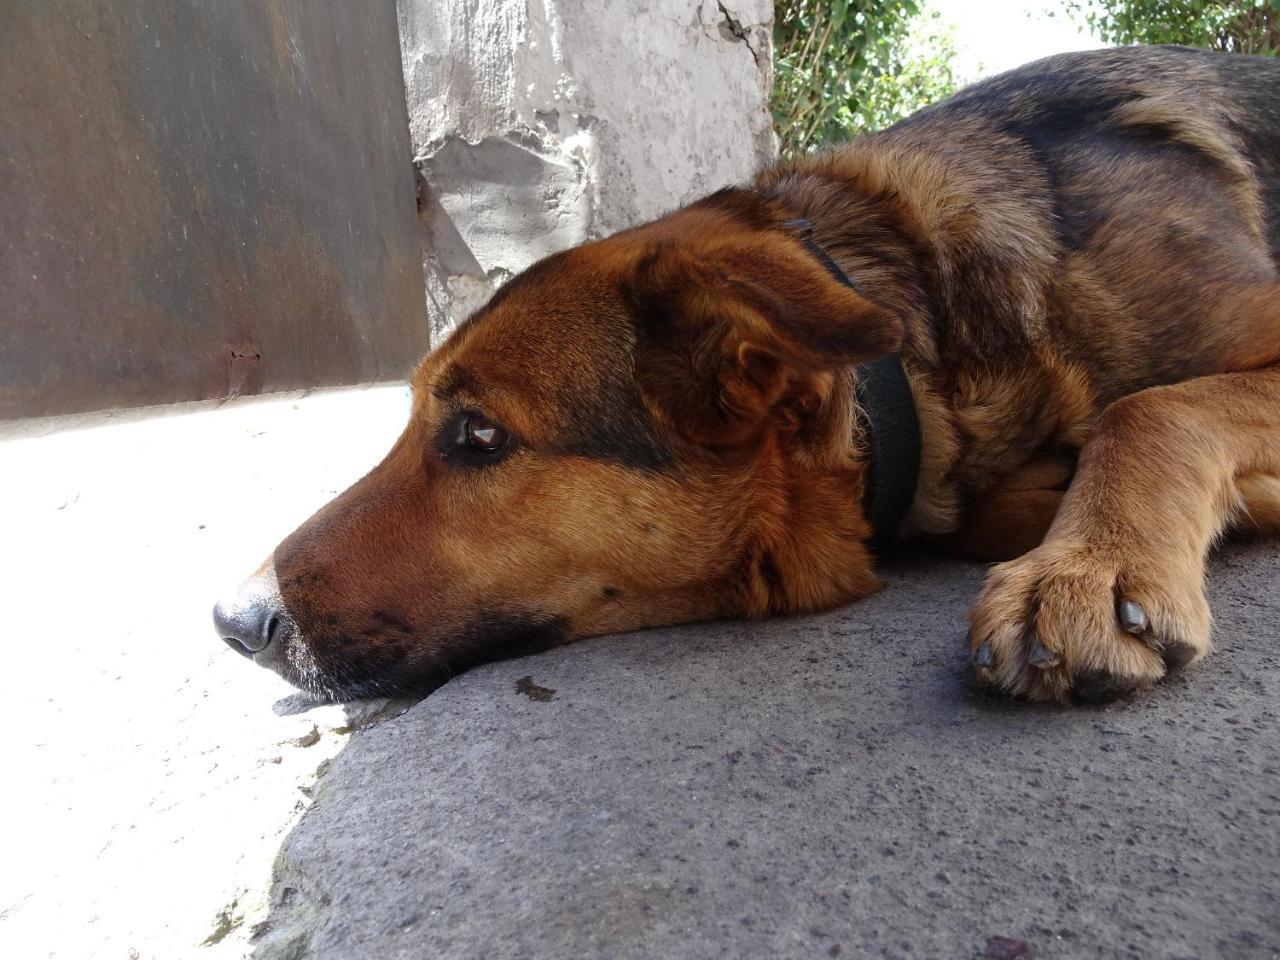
[0, 0, 427, 420]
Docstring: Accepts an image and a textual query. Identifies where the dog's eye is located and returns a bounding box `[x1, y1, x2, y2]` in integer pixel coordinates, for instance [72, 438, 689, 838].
[459, 414, 510, 453]
[440, 411, 517, 467]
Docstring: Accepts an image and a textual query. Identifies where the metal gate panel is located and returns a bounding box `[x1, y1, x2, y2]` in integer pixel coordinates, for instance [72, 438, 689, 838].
[0, 0, 427, 419]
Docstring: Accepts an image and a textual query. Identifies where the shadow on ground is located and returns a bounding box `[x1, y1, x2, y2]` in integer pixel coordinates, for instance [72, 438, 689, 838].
[251, 543, 1280, 960]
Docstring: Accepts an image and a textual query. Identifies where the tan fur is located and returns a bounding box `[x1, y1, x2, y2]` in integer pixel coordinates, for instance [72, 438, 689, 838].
[1106, 90, 1265, 240]
[899, 363, 961, 537]
[1237, 473, 1280, 534]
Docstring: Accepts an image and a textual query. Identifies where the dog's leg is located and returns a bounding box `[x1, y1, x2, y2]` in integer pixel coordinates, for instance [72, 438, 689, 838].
[968, 365, 1280, 702]
[933, 457, 1072, 561]
[1236, 472, 1280, 535]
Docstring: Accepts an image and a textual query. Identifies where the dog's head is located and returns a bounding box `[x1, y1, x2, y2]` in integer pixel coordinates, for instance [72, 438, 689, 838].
[213, 191, 902, 698]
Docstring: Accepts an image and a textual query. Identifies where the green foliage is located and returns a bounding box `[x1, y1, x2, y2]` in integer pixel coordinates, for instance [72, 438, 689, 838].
[1065, 0, 1278, 53]
[772, 0, 957, 157]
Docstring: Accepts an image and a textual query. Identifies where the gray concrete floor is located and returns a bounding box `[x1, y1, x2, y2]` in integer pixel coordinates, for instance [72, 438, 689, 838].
[4, 385, 1278, 960]
[0, 385, 413, 960]
[259, 542, 1280, 960]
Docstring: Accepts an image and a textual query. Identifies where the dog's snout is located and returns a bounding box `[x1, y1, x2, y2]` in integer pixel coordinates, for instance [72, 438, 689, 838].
[213, 575, 283, 657]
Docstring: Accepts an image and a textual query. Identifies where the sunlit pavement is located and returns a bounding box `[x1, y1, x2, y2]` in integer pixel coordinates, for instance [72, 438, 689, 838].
[0, 385, 414, 959]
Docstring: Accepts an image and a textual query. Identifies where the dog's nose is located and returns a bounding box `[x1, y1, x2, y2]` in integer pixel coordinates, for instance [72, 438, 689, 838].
[213, 588, 281, 657]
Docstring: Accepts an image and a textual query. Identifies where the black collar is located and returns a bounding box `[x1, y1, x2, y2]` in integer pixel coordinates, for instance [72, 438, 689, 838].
[790, 223, 921, 553]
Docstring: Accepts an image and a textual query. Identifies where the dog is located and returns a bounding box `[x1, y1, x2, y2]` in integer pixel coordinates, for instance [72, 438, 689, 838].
[214, 46, 1280, 704]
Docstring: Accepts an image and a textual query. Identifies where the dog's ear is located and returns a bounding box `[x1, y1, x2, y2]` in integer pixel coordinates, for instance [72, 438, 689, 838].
[629, 238, 902, 448]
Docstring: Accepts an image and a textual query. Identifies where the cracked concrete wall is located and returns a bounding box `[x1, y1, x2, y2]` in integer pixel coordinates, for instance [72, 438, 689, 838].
[397, 0, 777, 340]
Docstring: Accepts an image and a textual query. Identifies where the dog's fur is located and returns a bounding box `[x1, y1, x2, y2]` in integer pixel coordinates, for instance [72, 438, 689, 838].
[232, 46, 1280, 703]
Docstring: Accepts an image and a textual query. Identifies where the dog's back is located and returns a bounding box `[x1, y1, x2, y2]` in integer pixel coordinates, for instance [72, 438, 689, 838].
[917, 46, 1280, 254]
[763, 47, 1280, 407]
[1217, 50, 1280, 252]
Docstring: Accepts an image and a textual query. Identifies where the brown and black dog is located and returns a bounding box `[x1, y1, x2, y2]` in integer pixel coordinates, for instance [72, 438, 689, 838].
[214, 46, 1280, 704]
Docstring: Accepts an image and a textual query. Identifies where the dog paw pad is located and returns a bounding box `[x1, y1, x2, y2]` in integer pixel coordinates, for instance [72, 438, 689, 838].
[1157, 637, 1199, 671]
[1072, 668, 1142, 705]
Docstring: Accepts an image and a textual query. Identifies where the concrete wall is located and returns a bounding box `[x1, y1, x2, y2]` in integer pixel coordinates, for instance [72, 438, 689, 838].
[398, 0, 777, 339]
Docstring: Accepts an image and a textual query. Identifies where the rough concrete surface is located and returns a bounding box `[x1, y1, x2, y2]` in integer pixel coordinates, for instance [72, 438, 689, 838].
[398, 0, 777, 336]
[259, 543, 1280, 960]
[0, 386, 416, 959]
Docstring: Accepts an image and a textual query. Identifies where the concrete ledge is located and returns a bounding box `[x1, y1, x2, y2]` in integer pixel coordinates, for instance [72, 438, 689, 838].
[255, 544, 1280, 959]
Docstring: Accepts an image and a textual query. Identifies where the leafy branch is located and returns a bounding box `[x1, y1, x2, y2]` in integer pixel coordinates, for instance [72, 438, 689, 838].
[772, 0, 958, 156]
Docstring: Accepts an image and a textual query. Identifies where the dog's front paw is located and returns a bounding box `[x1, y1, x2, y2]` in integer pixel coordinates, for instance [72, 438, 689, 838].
[967, 542, 1211, 703]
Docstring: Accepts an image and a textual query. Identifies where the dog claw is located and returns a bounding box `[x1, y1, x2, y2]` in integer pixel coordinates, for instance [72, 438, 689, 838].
[973, 642, 994, 668]
[1028, 642, 1060, 669]
[1117, 599, 1148, 634]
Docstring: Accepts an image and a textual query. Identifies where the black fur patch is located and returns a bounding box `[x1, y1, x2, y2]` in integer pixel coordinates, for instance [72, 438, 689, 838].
[555, 381, 670, 472]
[759, 551, 785, 613]
[287, 601, 569, 700]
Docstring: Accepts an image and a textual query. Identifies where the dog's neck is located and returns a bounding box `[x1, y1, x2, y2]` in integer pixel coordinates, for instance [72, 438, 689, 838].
[787, 222, 922, 551]
[753, 174, 965, 543]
